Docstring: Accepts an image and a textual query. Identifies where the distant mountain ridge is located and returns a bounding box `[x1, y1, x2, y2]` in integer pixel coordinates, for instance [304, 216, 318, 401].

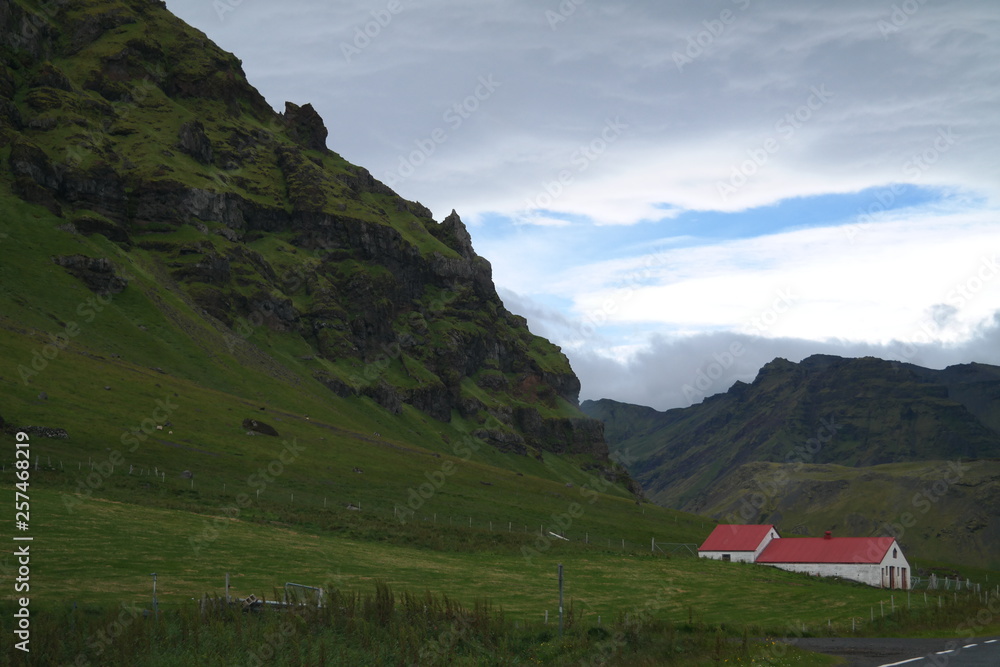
[583, 355, 1000, 568]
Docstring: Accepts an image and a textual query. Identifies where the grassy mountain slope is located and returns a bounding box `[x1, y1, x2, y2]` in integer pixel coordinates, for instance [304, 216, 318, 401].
[584, 355, 1000, 568]
[1, 4, 997, 663]
[0, 0, 706, 616]
[0, 0, 629, 476]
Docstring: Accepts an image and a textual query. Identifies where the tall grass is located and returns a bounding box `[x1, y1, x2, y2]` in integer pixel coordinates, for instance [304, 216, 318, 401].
[0, 581, 851, 666]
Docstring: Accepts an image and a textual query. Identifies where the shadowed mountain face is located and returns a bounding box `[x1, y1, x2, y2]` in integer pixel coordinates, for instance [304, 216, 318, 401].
[0, 0, 628, 481]
[584, 355, 1000, 568]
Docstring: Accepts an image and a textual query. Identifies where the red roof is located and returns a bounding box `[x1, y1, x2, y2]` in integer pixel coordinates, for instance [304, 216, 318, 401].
[699, 524, 777, 552]
[756, 537, 896, 564]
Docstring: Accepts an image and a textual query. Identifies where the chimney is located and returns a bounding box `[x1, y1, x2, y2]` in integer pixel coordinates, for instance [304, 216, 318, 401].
[824, 531, 832, 540]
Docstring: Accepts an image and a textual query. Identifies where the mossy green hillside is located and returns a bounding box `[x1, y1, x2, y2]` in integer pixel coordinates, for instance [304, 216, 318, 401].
[3, 0, 587, 470]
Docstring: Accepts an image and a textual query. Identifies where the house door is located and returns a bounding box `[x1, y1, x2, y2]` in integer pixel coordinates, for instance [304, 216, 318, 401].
[890, 567, 895, 589]
[902, 568, 908, 589]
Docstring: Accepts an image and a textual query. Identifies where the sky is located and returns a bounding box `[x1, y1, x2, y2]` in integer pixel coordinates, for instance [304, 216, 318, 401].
[164, 0, 1000, 411]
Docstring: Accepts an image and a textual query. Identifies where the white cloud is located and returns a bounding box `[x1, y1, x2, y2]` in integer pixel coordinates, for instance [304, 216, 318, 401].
[163, 0, 1000, 409]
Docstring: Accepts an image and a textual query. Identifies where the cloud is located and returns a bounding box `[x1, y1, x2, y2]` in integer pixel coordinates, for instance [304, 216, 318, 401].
[492, 204, 1000, 346]
[163, 0, 1000, 412]
[165, 0, 1000, 223]
[568, 311, 1000, 412]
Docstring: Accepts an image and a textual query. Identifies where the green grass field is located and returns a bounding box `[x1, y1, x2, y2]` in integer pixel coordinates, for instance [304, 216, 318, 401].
[3, 484, 998, 665]
[0, 486, 968, 631]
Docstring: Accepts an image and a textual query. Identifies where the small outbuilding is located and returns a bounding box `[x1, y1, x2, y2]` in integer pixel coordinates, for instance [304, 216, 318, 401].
[698, 524, 779, 563]
[698, 525, 912, 589]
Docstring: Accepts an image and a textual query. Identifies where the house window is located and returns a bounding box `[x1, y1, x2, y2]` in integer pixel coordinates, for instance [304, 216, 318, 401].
[893, 548, 897, 559]
[722, 554, 731, 562]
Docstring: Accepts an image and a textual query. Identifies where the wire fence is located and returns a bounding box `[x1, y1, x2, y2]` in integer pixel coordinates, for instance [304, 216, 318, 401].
[8, 452, 708, 556]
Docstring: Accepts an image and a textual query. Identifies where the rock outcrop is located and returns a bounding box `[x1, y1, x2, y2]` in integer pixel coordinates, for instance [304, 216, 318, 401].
[0, 0, 627, 486]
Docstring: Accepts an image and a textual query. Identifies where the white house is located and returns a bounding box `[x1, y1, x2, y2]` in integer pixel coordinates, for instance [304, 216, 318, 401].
[698, 525, 912, 589]
[698, 524, 780, 563]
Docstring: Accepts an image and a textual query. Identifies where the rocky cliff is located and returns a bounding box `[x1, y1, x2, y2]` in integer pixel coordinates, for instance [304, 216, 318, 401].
[0, 0, 620, 472]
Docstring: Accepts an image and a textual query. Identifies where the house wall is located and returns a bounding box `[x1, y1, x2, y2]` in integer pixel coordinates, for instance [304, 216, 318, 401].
[878, 542, 912, 590]
[760, 561, 883, 586]
[700, 550, 756, 563]
[699, 528, 780, 564]
[759, 541, 912, 589]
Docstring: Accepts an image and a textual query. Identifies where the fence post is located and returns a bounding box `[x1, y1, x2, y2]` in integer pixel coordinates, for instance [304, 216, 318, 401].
[150, 573, 159, 622]
[558, 563, 564, 639]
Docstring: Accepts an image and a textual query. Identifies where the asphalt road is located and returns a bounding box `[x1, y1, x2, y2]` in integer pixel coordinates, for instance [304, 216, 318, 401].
[780, 636, 1000, 666]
